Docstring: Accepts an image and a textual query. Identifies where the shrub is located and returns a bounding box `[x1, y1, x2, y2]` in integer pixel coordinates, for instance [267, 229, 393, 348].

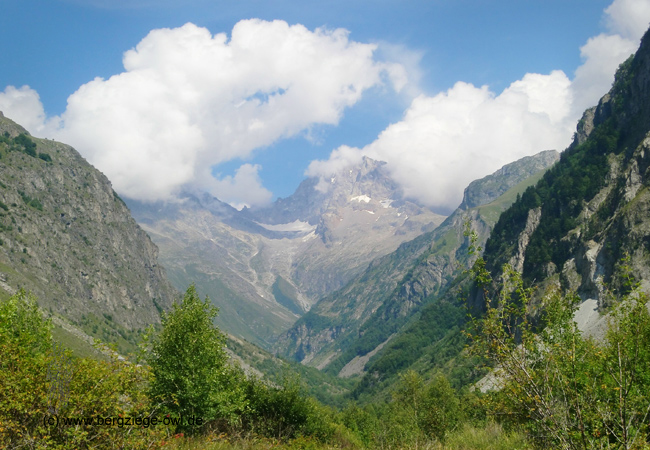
[14, 133, 37, 157]
[0, 290, 167, 449]
[145, 285, 246, 434]
[467, 258, 650, 449]
[38, 152, 52, 162]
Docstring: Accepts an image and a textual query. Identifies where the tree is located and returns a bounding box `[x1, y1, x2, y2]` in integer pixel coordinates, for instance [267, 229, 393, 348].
[420, 374, 461, 441]
[145, 285, 245, 434]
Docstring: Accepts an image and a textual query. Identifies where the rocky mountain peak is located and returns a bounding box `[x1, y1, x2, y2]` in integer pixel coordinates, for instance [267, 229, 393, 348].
[245, 156, 405, 226]
[128, 154, 445, 346]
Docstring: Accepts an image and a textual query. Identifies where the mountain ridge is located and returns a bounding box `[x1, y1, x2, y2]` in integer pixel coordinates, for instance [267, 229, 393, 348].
[0, 112, 178, 354]
[126, 155, 446, 347]
[482, 33, 650, 310]
[275, 149, 560, 372]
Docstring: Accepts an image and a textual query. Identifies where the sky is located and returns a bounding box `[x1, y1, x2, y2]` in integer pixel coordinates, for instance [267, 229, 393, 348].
[1, 0, 650, 213]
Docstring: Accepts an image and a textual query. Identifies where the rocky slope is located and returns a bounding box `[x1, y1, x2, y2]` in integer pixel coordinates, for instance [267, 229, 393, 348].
[126, 156, 445, 347]
[0, 112, 178, 352]
[335, 30, 650, 402]
[483, 30, 650, 312]
[275, 150, 559, 373]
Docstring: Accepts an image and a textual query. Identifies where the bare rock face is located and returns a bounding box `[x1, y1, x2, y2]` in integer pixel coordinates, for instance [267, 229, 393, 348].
[0, 114, 178, 338]
[508, 207, 542, 273]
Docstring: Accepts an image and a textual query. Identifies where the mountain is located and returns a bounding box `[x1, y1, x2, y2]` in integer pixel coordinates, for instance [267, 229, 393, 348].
[483, 30, 650, 318]
[275, 150, 559, 373]
[126, 156, 445, 347]
[345, 29, 650, 402]
[0, 112, 178, 354]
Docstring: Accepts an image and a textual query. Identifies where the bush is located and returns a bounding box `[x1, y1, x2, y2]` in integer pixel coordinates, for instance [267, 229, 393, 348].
[38, 152, 52, 162]
[420, 374, 461, 441]
[145, 285, 246, 434]
[467, 258, 650, 449]
[14, 133, 37, 157]
[0, 290, 167, 449]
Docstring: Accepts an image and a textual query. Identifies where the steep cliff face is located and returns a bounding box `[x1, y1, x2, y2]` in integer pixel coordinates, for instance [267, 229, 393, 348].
[0, 113, 178, 346]
[483, 30, 650, 306]
[275, 150, 559, 372]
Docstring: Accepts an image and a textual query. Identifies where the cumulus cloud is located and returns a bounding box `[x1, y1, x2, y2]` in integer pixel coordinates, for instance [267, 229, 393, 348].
[308, 72, 574, 212]
[0, 86, 55, 134]
[2, 20, 403, 206]
[207, 164, 272, 210]
[570, 34, 638, 116]
[307, 0, 650, 213]
[605, 0, 650, 39]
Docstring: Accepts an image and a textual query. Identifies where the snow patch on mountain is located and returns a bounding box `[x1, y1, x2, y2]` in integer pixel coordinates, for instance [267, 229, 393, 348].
[351, 195, 371, 203]
[255, 220, 316, 233]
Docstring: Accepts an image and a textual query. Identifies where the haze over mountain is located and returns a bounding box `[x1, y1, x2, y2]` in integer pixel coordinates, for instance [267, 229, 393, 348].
[126, 156, 445, 347]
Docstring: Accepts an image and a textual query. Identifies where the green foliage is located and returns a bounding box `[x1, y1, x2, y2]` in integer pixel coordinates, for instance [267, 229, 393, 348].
[419, 374, 462, 441]
[351, 298, 467, 401]
[467, 257, 650, 449]
[0, 289, 51, 355]
[38, 152, 52, 162]
[484, 116, 617, 282]
[435, 422, 530, 450]
[19, 190, 44, 211]
[145, 285, 246, 434]
[389, 371, 462, 443]
[14, 133, 37, 157]
[0, 290, 168, 449]
[341, 369, 494, 449]
[242, 375, 340, 442]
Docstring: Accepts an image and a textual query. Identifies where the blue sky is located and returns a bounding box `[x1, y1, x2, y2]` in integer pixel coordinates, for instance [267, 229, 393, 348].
[1, 0, 649, 212]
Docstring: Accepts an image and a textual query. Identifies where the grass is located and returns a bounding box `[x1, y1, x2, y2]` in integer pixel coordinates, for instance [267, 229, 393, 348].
[50, 320, 105, 360]
[434, 423, 530, 450]
[161, 423, 530, 450]
[164, 435, 339, 450]
[476, 169, 547, 224]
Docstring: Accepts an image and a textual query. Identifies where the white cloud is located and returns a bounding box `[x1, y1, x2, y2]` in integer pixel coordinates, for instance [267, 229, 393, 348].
[208, 164, 272, 210]
[374, 42, 424, 98]
[4, 1, 650, 213]
[605, 0, 650, 39]
[308, 0, 650, 213]
[3, 20, 401, 204]
[570, 31, 639, 117]
[0, 86, 56, 135]
[308, 72, 574, 212]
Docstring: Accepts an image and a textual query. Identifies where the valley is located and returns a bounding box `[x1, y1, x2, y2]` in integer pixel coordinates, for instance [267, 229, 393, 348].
[2, 8, 650, 449]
